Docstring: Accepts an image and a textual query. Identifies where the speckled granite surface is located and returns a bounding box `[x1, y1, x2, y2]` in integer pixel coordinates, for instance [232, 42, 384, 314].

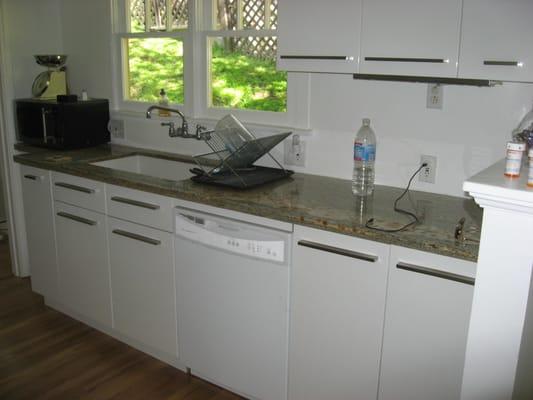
[14, 143, 482, 262]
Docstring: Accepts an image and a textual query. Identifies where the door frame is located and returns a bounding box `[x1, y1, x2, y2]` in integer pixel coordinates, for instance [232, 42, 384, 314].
[0, 0, 29, 277]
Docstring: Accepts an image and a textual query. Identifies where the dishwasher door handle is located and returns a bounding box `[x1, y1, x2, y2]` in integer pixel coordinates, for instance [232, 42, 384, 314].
[297, 240, 378, 263]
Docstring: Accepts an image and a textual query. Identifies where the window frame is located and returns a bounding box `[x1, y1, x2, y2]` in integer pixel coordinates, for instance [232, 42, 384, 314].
[112, 0, 310, 129]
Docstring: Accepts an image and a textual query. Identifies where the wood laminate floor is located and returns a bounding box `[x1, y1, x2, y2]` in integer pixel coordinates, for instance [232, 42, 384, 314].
[0, 241, 244, 400]
[0, 238, 12, 279]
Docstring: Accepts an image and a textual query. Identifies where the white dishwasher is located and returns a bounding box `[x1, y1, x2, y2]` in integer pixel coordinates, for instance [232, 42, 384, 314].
[174, 205, 291, 400]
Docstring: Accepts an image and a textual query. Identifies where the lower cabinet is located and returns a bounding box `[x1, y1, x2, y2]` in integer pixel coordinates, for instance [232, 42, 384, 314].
[20, 165, 57, 298]
[20, 167, 477, 400]
[108, 217, 177, 358]
[54, 201, 112, 328]
[378, 245, 476, 400]
[288, 225, 390, 400]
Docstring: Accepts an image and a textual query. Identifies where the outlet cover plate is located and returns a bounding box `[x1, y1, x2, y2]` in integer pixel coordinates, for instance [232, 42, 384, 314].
[284, 140, 306, 167]
[426, 84, 443, 109]
[109, 119, 125, 139]
[419, 155, 437, 183]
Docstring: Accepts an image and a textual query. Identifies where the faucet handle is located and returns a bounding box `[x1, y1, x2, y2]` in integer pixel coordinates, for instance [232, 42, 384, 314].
[161, 121, 176, 137]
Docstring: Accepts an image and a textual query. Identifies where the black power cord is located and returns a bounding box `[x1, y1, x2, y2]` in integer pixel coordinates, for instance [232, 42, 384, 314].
[365, 163, 428, 233]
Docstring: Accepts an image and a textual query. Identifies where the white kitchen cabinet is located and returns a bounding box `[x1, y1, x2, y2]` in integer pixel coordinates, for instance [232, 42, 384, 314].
[52, 172, 106, 213]
[277, 0, 362, 73]
[54, 201, 112, 327]
[359, 0, 462, 77]
[459, 0, 533, 82]
[108, 217, 177, 358]
[288, 225, 389, 400]
[378, 246, 476, 400]
[20, 166, 57, 299]
[106, 184, 174, 232]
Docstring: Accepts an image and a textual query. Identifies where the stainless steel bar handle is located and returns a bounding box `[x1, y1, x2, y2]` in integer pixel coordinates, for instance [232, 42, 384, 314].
[111, 196, 160, 210]
[41, 108, 49, 144]
[55, 182, 95, 194]
[112, 229, 161, 246]
[280, 55, 355, 61]
[483, 60, 521, 66]
[396, 262, 475, 286]
[23, 174, 41, 181]
[297, 240, 378, 263]
[365, 57, 448, 63]
[57, 211, 97, 226]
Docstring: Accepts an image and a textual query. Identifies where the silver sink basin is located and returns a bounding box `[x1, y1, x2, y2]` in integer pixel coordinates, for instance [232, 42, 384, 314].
[91, 155, 194, 181]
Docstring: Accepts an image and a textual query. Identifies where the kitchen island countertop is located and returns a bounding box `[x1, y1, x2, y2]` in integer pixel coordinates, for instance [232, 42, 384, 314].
[14, 143, 481, 262]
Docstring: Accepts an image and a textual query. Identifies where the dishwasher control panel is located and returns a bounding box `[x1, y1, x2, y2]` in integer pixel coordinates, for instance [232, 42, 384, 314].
[175, 212, 286, 263]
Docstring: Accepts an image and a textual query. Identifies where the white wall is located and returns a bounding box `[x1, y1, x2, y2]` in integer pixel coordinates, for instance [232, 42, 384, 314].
[53, 0, 533, 197]
[3, 0, 64, 99]
[306, 76, 533, 196]
[60, 0, 113, 99]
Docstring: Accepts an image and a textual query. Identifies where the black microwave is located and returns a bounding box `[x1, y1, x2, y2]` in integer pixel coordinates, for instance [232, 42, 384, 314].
[15, 98, 110, 149]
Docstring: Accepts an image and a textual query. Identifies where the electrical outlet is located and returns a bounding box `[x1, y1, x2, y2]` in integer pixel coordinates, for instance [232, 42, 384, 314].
[419, 155, 437, 183]
[108, 119, 125, 139]
[284, 135, 306, 167]
[426, 83, 443, 109]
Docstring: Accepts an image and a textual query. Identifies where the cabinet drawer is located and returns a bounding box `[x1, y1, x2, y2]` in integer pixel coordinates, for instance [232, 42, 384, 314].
[106, 185, 173, 232]
[52, 172, 105, 213]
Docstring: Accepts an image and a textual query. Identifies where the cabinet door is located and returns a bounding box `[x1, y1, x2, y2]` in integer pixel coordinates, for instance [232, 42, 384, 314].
[288, 225, 389, 400]
[359, 0, 462, 77]
[20, 166, 57, 298]
[459, 0, 533, 82]
[108, 217, 177, 358]
[378, 246, 476, 400]
[277, 0, 362, 73]
[55, 201, 112, 327]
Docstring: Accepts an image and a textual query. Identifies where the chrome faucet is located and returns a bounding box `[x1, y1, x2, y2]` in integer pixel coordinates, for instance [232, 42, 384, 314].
[146, 105, 212, 140]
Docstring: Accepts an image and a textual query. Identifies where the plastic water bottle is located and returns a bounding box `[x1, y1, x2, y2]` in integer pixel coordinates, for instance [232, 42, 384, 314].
[352, 118, 376, 196]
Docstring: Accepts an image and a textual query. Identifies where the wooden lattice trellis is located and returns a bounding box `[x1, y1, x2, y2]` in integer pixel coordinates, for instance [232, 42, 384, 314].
[130, 0, 188, 32]
[218, 0, 278, 59]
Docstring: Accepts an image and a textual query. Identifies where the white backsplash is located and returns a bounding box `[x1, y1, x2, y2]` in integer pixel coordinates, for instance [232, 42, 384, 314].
[115, 76, 533, 197]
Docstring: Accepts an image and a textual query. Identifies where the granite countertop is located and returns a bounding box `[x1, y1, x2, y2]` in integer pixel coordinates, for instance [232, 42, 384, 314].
[14, 143, 482, 262]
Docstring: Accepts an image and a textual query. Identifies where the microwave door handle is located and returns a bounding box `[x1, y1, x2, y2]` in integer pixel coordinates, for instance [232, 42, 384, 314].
[41, 108, 49, 144]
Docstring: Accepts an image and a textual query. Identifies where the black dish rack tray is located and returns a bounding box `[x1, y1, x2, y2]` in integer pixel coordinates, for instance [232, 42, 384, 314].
[191, 115, 293, 189]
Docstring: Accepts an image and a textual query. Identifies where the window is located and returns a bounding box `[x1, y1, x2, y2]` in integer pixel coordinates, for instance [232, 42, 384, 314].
[119, 0, 190, 106]
[115, 0, 309, 127]
[207, 0, 287, 113]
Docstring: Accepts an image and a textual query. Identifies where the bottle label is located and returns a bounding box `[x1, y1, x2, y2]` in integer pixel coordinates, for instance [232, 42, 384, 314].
[354, 142, 375, 162]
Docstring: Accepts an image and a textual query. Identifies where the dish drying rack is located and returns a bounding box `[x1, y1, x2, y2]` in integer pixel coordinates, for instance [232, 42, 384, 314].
[191, 115, 293, 189]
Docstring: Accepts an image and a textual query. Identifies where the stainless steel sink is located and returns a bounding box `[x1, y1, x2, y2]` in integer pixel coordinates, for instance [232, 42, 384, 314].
[91, 155, 194, 181]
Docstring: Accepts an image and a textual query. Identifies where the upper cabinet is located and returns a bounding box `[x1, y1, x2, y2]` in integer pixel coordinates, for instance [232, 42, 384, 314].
[458, 0, 533, 82]
[277, 0, 362, 73]
[359, 0, 462, 77]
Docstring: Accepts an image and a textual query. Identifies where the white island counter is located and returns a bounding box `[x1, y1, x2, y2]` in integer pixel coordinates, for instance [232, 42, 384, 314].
[462, 159, 533, 400]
